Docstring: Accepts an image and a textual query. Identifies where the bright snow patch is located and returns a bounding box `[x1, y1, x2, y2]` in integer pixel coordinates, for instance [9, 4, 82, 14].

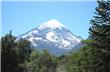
[22, 30, 38, 38]
[38, 19, 65, 30]
[72, 36, 81, 43]
[61, 39, 70, 48]
[32, 30, 38, 34]
[46, 31, 57, 42]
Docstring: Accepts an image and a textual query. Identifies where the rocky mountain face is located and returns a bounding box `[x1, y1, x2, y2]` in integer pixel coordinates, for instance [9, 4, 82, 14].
[18, 19, 83, 55]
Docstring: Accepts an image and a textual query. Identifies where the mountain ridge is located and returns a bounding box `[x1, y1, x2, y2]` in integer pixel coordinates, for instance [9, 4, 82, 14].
[18, 19, 83, 55]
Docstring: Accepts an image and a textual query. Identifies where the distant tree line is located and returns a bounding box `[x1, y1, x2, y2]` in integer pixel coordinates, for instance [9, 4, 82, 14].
[1, 0, 110, 72]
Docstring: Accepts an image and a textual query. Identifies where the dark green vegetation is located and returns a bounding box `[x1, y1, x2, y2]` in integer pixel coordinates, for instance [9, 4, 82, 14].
[1, 0, 110, 72]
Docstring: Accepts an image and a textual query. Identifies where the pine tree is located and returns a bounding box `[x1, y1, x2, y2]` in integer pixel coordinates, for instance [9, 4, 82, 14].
[1, 32, 32, 72]
[89, 0, 110, 72]
[22, 49, 57, 72]
[17, 38, 32, 63]
[1, 31, 19, 72]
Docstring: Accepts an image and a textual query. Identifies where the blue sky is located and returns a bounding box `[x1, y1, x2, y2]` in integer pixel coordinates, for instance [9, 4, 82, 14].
[1, 1, 97, 39]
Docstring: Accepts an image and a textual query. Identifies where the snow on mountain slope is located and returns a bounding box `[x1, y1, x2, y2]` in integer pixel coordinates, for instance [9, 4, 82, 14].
[18, 19, 82, 55]
[46, 31, 58, 42]
[38, 19, 65, 30]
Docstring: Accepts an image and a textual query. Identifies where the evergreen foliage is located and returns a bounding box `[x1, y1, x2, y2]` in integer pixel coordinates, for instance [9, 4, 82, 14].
[1, 32, 19, 72]
[89, 0, 110, 72]
[22, 49, 57, 72]
[1, 32, 32, 72]
[64, 39, 95, 72]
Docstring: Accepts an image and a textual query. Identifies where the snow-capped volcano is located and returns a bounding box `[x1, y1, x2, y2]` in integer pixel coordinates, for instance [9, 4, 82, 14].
[18, 19, 82, 55]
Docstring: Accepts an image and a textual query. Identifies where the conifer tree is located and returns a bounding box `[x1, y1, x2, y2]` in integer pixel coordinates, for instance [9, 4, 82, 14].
[89, 0, 110, 72]
[1, 32, 32, 72]
[17, 38, 32, 63]
[1, 31, 19, 72]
